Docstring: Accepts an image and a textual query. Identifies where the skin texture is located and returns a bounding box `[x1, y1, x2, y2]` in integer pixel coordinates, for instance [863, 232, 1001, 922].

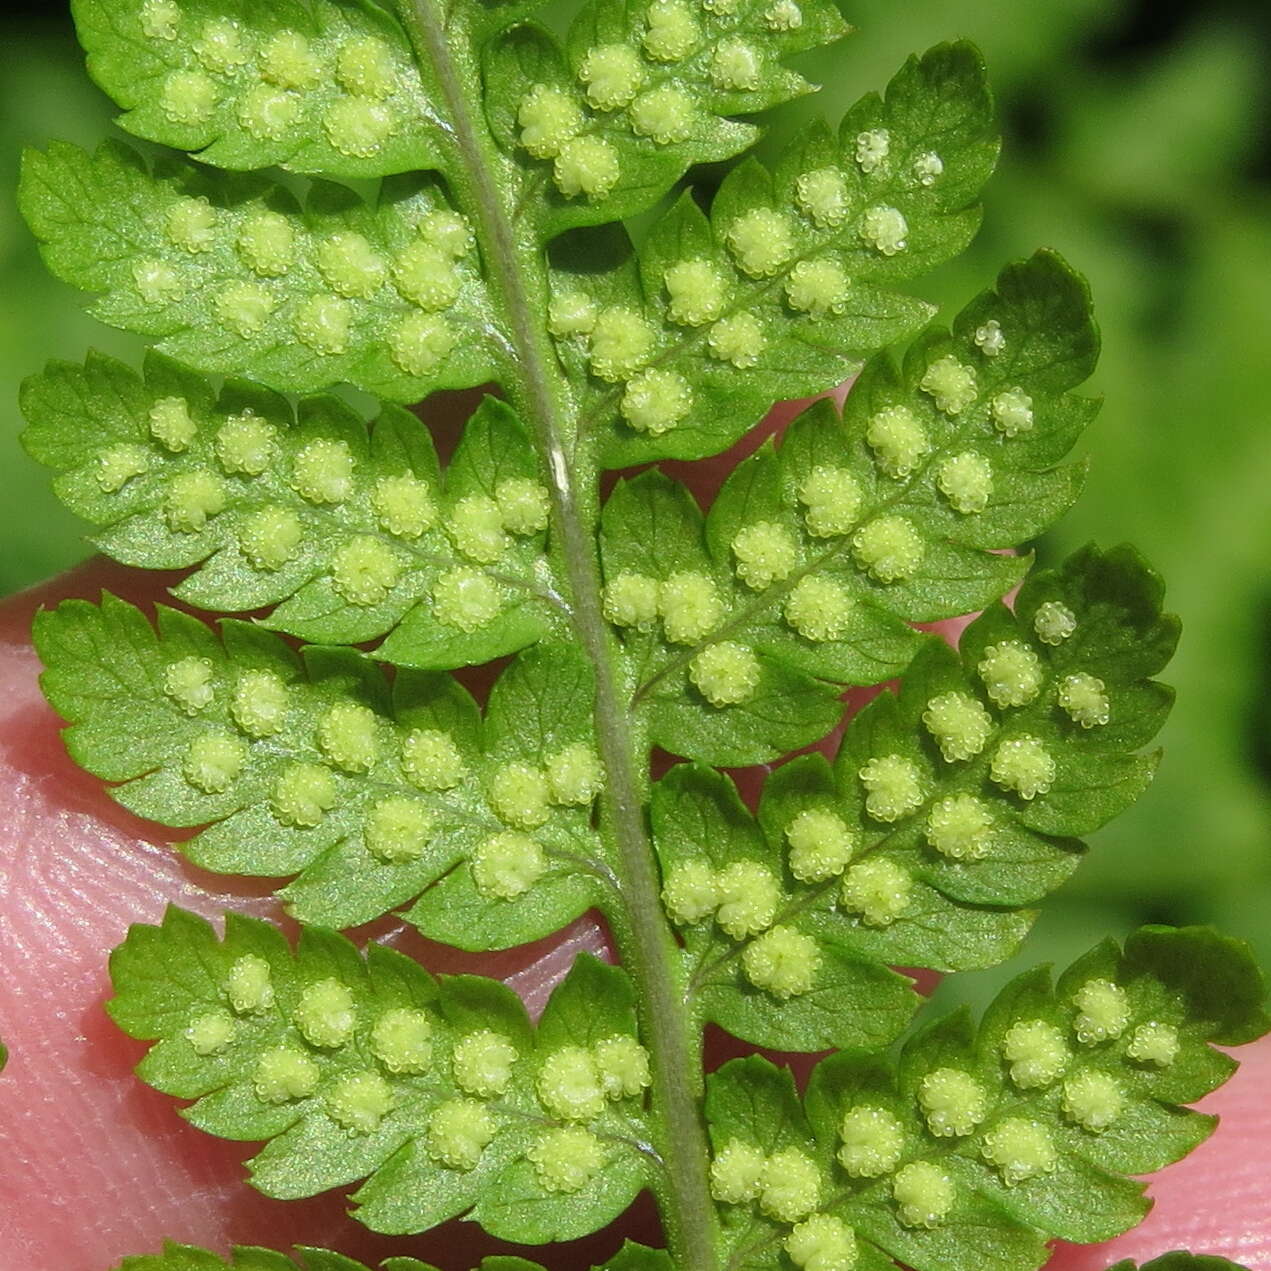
[1, 399, 1268, 1270]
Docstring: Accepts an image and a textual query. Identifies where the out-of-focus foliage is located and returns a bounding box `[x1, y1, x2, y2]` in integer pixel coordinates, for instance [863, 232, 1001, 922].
[3, 1, 1269, 976]
[0, 22, 140, 593]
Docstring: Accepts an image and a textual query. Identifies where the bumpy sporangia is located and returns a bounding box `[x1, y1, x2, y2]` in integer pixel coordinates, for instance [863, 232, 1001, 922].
[12, 1, 1268, 1269]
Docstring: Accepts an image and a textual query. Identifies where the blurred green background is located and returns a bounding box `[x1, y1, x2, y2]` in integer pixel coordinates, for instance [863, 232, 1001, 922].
[2, 1, 1269, 998]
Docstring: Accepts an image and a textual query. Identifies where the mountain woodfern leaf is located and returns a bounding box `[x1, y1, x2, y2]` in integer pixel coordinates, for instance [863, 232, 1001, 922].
[101, 1253, 1266, 1271]
[94, 1249, 1271, 1271]
[13, 0, 1267, 1268]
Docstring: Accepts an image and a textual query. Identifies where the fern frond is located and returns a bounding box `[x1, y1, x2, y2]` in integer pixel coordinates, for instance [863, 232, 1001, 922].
[17, 0, 1268, 1266]
[36, 597, 603, 936]
[22, 355, 558, 655]
[110, 907, 655, 1241]
[656, 545, 1177, 1050]
[115, 1243, 1255, 1271]
[480, 0, 849, 232]
[19, 142, 498, 400]
[601, 251, 1096, 765]
[559, 43, 998, 466]
[1110, 1257, 1256, 1271]
[705, 926, 1267, 1270]
[74, 0, 445, 178]
[115, 1241, 672, 1271]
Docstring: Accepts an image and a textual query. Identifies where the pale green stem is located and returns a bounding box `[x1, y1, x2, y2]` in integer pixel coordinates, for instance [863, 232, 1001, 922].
[397, 3, 720, 1265]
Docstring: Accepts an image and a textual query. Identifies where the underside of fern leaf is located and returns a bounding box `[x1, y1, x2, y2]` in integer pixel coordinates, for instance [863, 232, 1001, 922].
[111, 1241, 673, 1271]
[708, 927, 1267, 1269]
[16, 0, 1269, 1268]
[106, 1246, 1257, 1271]
[109, 908, 656, 1241]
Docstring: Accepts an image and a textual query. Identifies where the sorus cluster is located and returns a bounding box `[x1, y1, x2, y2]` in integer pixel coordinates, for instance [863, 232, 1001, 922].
[851, 317, 1064, 520]
[528, 1035, 652, 1192]
[709, 1139, 824, 1224]
[161, 655, 602, 882]
[513, 0, 856, 202]
[545, 124, 947, 435]
[810, 984, 1185, 1209]
[836, 1103, 957, 1227]
[127, 175, 477, 383]
[193, 949, 660, 1190]
[468, 746, 605, 898]
[711, 1116, 957, 1234]
[193, 958, 445, 1137]
[434, 1030, 630, 1186]
[837, 1058, 1071, 1203]
[90, 385, 560, 631]
[548, 293, 702, 435]
[661, 857, 822, 997]
[138, 3, 418, 162]
[602, 502, 929, 674]
[782, 798, 915, 930]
